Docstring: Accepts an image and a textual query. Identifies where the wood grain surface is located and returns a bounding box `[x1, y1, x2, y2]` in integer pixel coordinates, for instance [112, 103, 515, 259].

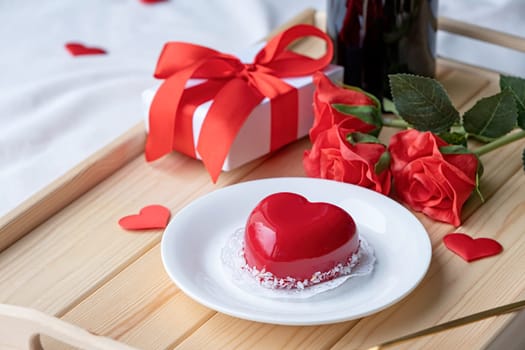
[1, 11, 525, 350]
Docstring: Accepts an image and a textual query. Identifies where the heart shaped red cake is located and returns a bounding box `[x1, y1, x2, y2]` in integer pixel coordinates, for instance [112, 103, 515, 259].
[244, 192, 359, 287]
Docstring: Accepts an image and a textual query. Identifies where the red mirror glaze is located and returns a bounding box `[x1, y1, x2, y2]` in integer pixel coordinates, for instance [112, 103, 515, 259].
[244, 192, 358, 280]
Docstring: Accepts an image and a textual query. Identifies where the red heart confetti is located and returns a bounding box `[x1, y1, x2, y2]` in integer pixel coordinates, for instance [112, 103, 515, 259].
[140, 0, 168, 4]
[65, 42, 107, 56]
[443, 233, 503, 262]
[119, 205, 171, 231]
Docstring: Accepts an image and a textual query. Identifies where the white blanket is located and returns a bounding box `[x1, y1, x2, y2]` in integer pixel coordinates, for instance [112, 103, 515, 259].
[1, 0, 524, 216]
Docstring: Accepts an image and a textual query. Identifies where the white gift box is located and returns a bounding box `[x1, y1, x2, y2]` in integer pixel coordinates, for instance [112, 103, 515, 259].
[142, 44, 343, 171]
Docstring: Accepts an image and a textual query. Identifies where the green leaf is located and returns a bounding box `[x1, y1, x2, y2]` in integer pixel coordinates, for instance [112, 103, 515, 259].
[388, 74, 460, 133]
[438, 132, 467, 146]
[382, 98, 399, 115]
[463, 90, 517, 139]
[346, 132, 382, 145]
[374, 151, 391, 175]
[333, 104, 382, 128]
[500, 75, 525, 129]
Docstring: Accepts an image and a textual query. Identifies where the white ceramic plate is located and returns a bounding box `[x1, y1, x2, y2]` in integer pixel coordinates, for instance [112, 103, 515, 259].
[161, 177, 431, 325]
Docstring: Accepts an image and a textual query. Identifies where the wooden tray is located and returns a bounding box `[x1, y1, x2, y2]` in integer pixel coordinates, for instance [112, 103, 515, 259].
[1, 9, 525, 350]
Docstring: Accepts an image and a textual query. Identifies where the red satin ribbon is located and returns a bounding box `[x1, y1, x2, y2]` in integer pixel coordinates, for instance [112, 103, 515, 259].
[145, 24, 333, 182]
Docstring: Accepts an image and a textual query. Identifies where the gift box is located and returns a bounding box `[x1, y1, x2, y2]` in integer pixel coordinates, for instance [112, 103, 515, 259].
[142, 24, 343, 182]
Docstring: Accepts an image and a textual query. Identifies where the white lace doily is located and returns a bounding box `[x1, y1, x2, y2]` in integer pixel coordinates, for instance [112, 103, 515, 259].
[221, 228, 376, 299]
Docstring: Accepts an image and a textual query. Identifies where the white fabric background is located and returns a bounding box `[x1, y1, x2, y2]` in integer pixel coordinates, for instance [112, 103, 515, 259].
[1, 0, 525, 216]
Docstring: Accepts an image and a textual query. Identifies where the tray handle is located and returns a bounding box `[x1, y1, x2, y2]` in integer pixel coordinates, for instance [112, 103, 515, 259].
[438, 16, 525, 53]
[312, 11, 525, 53]
[0, 304, 138, 350]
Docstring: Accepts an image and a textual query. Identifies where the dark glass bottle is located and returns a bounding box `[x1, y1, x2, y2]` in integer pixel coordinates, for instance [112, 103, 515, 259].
[327, 0, 438, 100]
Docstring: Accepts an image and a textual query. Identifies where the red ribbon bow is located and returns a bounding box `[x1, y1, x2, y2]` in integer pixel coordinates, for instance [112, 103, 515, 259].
[145, 24, 333, 182]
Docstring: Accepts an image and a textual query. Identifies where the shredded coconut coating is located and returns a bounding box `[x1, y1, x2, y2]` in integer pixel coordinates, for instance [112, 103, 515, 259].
[242, 242, 362, 290]
[221, 228, 376, 298]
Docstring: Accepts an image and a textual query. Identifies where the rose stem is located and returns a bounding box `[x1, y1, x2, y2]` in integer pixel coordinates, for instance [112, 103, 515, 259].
[474, 129, 525, 156]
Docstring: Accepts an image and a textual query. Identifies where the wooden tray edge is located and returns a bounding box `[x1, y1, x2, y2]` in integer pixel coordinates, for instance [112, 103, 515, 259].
[439, 17, 525, 53]
[0, 123, 146, 253]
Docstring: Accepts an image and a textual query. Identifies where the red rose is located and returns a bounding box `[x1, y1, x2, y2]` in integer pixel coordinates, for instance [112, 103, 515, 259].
[304, 119, 391, 195]
[310, 71, 381, 142]
[389, 129, 478, 226]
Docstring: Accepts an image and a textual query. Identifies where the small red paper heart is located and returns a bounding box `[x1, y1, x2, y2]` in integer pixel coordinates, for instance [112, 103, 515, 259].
[244, 192, 358, 279]
[119, 205, 170, 231]
[140, 0, 167, 4]
[65, 42, 107, 56]
[443, 233, 503, 262]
